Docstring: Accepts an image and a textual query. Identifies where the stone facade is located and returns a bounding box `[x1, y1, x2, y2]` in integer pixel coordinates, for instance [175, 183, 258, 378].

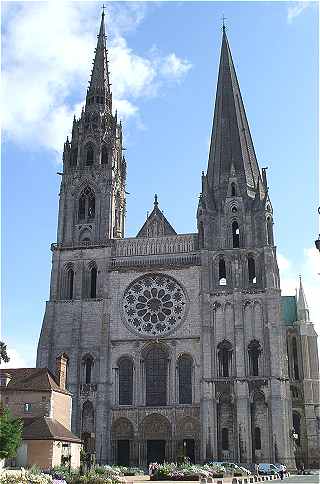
[37, 15, 319, 468]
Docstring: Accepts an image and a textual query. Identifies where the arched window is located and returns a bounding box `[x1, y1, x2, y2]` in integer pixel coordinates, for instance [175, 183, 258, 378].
[248, 256, 256, 284]
[219, 258, 227, 286]
[81, 401, 95, 452]
[86, 143, 94, 166]
[101, 144, 108, 164]
[217, 340, 232, 377]
[292, 412, 301, 447]
[231, 183, 236, 196]
[66, 267, 74, 300]
[232, 221, 240, 248]
[83, 355, 94, 384]
[145, 346, 167, 406]
[248, 340, 261, 376]
[78, 187, 95, 222]
[266, 217, 273, 245]
[119, 358, 133, 406]
[178, 355, 192, 404]
[79, 194, 86, 221]
[221, 428, 229, 450]
[254, 427, 261, 450]
[292, 337, 299, 380]
[90, 266, 97, 298]
[71, 148, 77, 167]
[198, 222, 204, 248]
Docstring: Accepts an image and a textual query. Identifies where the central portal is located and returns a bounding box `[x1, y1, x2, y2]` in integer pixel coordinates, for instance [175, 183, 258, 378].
[147, 439, 166, 464]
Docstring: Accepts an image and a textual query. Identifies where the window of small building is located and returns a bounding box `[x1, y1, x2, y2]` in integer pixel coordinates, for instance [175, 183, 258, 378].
[24, 403, 32, 413]
[231, 183, 236, 196]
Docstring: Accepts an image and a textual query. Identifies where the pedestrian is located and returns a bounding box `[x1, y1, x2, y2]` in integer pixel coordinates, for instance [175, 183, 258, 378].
[300, 462, 305, 475]
[279, 467, 284, 480]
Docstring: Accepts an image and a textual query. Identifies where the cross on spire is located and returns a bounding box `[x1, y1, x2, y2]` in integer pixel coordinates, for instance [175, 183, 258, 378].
[102, 4, 106, 16]
[222, 14, 227, 32]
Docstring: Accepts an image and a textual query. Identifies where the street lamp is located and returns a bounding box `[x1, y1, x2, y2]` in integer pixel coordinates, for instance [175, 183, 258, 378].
[315, 207, 320, 252]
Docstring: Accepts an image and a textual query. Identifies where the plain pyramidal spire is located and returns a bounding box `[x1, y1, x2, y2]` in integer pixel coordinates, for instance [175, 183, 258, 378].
[207, 26, 264, 197]
[297, 275, 310, 322]
[86, 10, 111, 108]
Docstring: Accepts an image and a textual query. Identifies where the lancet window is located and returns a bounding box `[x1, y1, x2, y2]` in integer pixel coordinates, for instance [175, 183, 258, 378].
[248, 340, 262, 376]
[232, 221, 240, 248]
[178, 355, 193, 404]
[248, 256, 256, 284]
[219, 257, 227, 285]
[145, 346, 167, 406]
[118, 357, 133, 406]
[218, 340, 233, 377]
[78, 187, 95, 222]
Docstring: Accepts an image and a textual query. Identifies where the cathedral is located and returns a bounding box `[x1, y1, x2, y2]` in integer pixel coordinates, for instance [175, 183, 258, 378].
[37, 13, 320, 468]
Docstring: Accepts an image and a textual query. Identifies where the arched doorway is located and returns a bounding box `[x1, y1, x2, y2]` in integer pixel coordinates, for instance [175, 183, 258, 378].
[177, 417, 200, 463]
[112, 417, 134, 466]
[142, 414, 171, 464]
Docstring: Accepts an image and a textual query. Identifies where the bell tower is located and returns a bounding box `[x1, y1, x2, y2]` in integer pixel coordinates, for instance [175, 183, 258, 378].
[57, 11, 126, 245]
[198, 27, 294, 467]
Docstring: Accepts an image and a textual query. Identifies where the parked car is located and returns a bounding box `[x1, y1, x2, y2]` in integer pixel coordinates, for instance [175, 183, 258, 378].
[258, 463, 279, 475]
[208, 462, 251, 476]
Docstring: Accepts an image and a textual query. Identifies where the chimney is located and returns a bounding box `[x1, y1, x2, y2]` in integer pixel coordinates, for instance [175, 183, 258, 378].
[56, 354, 68, 390]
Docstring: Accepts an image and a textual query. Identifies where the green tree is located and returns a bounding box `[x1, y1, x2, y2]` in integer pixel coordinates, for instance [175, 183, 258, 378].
[0, 408, 23, 459]
[0, 342, 10, 364]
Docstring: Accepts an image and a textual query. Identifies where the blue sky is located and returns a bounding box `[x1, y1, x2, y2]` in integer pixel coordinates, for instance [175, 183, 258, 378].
[1, 1, 319, 367]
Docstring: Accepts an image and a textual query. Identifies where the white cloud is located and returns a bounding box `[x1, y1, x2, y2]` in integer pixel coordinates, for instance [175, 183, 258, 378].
[2, 2, 192, 158]
[287, 1, 310, 23]
[160, 53, 192, 80]
[0, 347, 28, 369]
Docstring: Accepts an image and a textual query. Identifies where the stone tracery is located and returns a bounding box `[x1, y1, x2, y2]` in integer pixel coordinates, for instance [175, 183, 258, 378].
[123, 273, 187, 336]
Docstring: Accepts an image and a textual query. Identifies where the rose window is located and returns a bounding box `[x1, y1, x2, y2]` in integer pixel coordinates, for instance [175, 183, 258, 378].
[122, 274, 187, 336]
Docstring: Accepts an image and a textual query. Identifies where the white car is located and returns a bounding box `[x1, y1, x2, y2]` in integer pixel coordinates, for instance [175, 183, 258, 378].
[258, 463, 279, 475]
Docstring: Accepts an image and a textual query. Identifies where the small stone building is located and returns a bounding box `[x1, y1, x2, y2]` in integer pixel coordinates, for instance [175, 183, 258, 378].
[36, 13, 319, 468]
[0, 361, 82, 468]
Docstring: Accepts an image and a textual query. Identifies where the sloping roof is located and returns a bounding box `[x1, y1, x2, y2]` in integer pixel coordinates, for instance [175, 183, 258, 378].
[0, 368, 70, 395]
[23, 416, 81, 443]
[137, 195, 177, 238]
[281, 296, 297, 326]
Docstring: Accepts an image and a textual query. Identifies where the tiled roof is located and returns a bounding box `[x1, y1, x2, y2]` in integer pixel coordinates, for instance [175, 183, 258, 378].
[281, 296, 297, 326]
[0, 368, 70, 395]
[23, 416, 82, 443]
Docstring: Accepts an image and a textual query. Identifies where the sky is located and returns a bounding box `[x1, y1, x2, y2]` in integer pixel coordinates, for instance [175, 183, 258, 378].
[1, 1, 319, 368]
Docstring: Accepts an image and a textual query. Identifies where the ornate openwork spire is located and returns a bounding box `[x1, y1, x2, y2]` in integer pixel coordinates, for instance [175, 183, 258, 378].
[207, 28, 264, 197]
[86, 10, 111, 111]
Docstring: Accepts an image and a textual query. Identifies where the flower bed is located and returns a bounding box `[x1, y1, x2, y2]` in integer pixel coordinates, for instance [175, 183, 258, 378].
[150, 463, 225, 481]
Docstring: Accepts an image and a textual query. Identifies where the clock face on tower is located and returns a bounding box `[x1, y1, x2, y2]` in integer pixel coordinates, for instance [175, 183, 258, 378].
[122, 273, 188, 337]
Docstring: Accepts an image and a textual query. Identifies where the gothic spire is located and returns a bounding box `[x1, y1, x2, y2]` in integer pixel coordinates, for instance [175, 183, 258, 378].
[297, 275, 310, 322]
[86, 11, 111, 110]
[207, 28, 264, 197]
